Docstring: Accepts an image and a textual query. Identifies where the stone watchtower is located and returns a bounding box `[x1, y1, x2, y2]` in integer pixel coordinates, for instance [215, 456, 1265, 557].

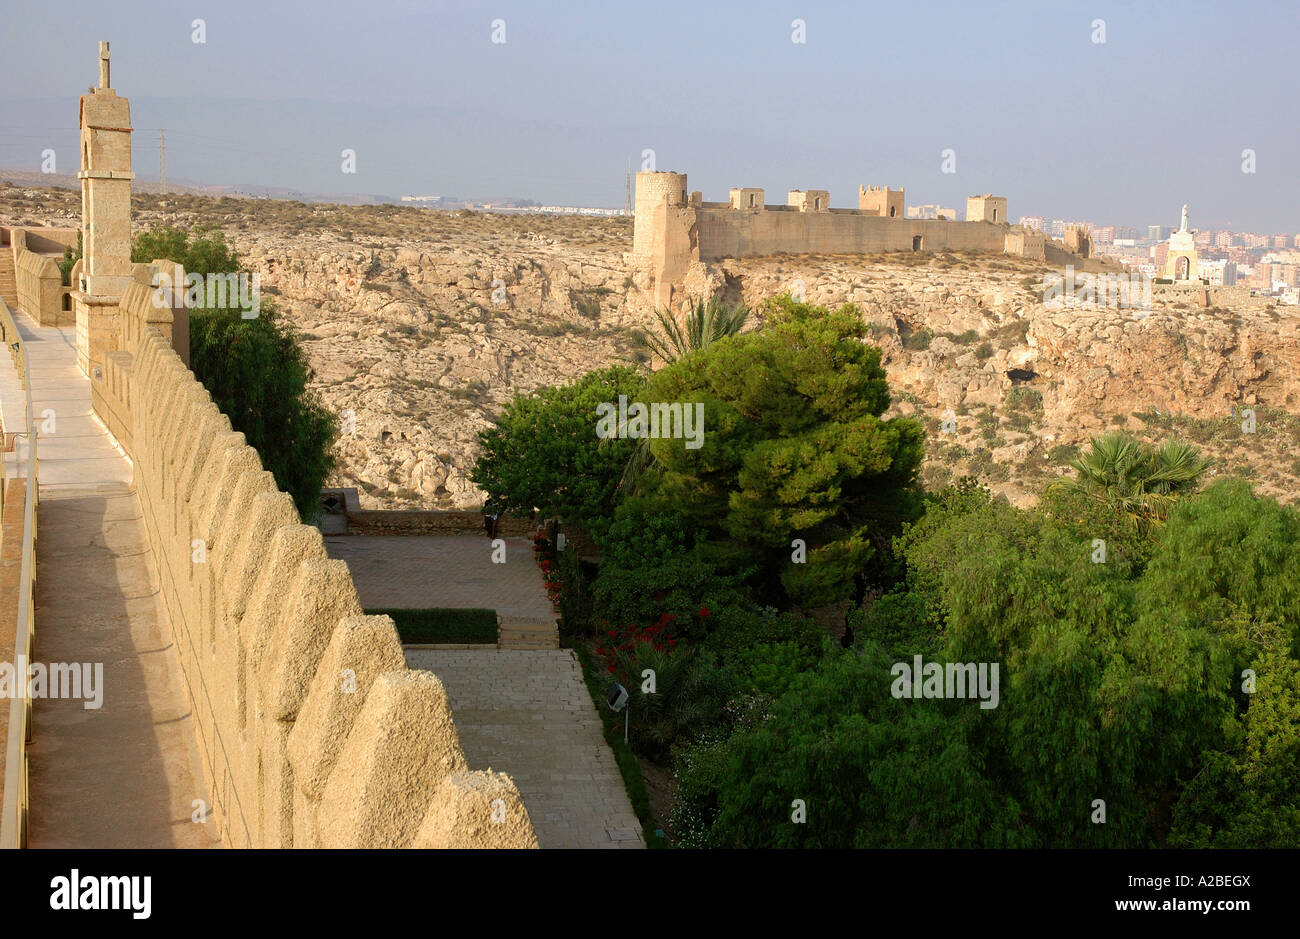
[631, 171, 696, 308]
[858, 185, 904, 218]
[1064, 224, 1092, 259]
[966, 194, 1008, 224]
[74, 41, 135, 376]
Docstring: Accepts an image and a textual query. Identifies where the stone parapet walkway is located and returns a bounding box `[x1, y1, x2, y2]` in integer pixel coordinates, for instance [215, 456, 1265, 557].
[404, 648, 644, 849]
[13, 316, 217, 848]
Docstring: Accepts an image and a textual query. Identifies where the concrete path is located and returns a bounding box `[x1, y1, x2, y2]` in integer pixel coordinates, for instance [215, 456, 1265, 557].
[324, 534, 553, 619]
[405, 648, 644, 849]
[12, 317, 218, 848]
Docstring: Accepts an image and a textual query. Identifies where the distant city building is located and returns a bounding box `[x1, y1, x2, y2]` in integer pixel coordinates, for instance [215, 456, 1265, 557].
[532, 205, 629, 217]
[906, 203, 958, 220]
[1092, 225, 1115, 245]
[1215, 230, 1235, 248]
[1148, 224, 1173, 242]
[400, 195, 442, 204]
[1017, 215, 1044, 232]
[1152, 242, 1170, 269]
[1048, 219, 1066, 238]
[1199, 259, 1231, 285]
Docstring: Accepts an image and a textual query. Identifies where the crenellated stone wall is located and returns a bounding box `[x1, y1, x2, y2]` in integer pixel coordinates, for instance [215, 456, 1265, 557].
[94, 282, 539, 849]
[11, 230, 71, 326]
[632, 171, 1020, 307]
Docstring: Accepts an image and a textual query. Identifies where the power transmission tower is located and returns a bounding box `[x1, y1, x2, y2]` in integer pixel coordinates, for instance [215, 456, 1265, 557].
[159, 129, 166, 194]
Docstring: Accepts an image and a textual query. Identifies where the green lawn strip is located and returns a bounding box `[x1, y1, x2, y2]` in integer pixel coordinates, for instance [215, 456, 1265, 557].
[366, 607, 499, 645]
[569, 641, 666, 849]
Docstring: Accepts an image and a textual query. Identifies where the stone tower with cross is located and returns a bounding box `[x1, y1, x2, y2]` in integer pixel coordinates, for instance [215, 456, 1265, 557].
[74, 40, 136, 376]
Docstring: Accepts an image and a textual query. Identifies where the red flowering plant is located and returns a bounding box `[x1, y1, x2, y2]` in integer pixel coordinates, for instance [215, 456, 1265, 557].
[532, 534, 564, 608]
[595, 612, 680, 682]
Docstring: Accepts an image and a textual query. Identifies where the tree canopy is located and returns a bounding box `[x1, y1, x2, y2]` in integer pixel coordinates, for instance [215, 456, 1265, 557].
[132, 224, 336, 519]
[636, 297, 925, 606]
[471, 365, 645, 539]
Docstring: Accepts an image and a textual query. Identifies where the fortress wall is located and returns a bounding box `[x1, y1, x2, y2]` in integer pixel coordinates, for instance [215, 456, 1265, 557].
[1043, 240, 1116, 274]
[1207, 285, 1273, 311]
[12, 232, 69, 326]
[694, 208, 1008, 260]
[14, 228, 78, 255]
[96, 320, 538, 848]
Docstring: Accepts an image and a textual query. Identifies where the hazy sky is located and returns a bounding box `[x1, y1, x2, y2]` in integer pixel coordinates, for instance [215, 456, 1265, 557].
[1, 0, 1295, 231]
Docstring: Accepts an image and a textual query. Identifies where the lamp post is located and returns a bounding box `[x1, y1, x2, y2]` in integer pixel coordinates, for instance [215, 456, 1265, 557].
[606, 681, 629, 743]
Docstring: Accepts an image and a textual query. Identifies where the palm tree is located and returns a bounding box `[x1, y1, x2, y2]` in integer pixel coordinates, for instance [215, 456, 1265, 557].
[1054, 432, 1212, 533]
[617, 297, 750, 494]
[642, 296, 749, 366]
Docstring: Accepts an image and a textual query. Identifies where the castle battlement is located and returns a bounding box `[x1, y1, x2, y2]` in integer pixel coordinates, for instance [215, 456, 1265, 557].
[632, 171, 1017, 306]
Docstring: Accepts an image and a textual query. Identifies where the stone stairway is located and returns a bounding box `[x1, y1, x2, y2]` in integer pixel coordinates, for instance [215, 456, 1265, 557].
[0, 250, 18, 313]
[497, 613, 560, 650]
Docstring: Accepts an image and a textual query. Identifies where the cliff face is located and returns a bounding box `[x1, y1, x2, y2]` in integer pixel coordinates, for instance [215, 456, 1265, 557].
[232, 223, 649, 507]
[3, 186, 1296, 509]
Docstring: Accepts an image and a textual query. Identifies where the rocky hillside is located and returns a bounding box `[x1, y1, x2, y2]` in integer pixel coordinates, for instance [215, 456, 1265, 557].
[3, 181, 1297, 509]
[690, 253, 1300, 506]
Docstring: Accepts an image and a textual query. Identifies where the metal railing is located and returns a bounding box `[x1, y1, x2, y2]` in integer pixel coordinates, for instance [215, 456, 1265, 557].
[0, 295, 37, 849]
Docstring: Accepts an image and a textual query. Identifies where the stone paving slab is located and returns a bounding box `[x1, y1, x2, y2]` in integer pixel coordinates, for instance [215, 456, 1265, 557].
[404, 648, 644, 849]
[325, 534, 554, 623]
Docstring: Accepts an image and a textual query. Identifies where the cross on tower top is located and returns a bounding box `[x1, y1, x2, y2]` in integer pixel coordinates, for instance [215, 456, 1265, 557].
[98, 41, 110, 89]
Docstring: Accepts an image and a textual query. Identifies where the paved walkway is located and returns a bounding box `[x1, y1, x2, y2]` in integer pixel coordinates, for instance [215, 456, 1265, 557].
[324, 534, 553, 619]
[405, 648, 643, 849]
[10, 316, 217, 848]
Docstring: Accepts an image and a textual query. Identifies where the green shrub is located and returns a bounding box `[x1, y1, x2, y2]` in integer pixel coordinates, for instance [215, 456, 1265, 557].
[472, 366, 645, 543]
[366, 608, 498, 644]
[1047, 443, 1079, 464]
[902, 326, 934, 351]
[1004, 387, 1043, 413]
[569, 643, 663, 847]
[56, 232, 82, 286]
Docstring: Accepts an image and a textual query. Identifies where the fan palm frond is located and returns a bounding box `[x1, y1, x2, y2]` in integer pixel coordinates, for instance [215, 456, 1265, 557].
[644, 296, 749, 365]
[1056, 432, 1212, 533]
